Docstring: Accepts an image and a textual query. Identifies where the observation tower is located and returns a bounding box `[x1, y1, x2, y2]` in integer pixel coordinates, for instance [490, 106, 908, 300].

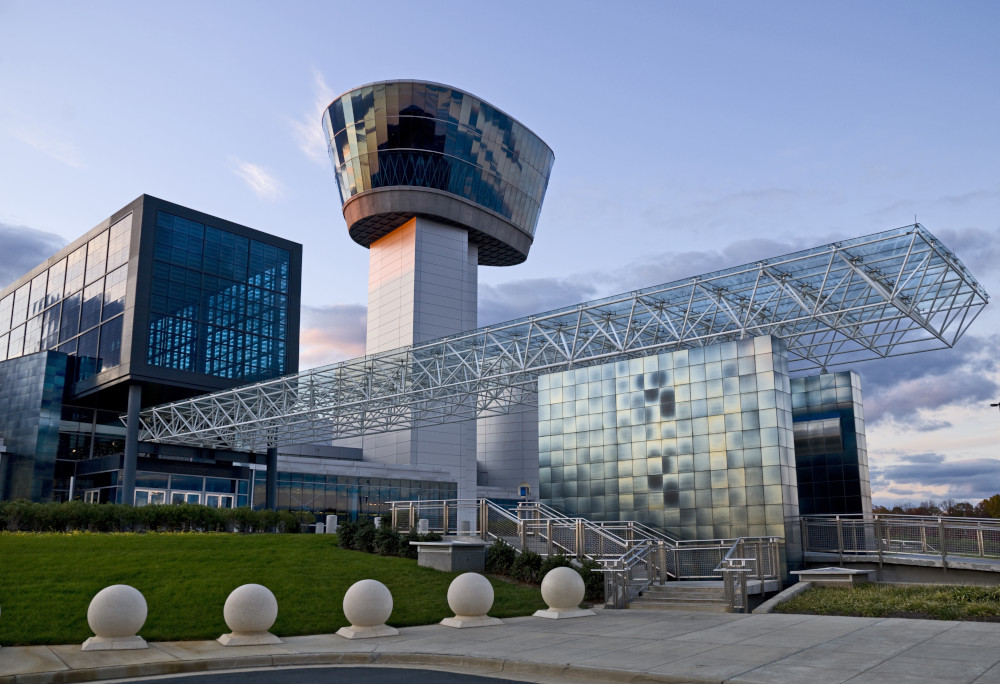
[323, 80, 554, 503]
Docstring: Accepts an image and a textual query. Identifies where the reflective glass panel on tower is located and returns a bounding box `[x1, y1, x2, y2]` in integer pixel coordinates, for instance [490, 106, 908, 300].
[324, 81, 555, 238]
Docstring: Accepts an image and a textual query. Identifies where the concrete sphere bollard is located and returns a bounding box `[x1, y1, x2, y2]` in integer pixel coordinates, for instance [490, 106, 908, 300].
[82, 584, 148, 650]
[336, 579, 399, 639]
[218, 583, 282, 646]
[441, 573, 503, 628]
[534, 567, 596, 620]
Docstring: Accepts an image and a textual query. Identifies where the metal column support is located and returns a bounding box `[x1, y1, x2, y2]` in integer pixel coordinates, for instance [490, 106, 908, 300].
[480, 499, 488, 540]
[122, 383, 142, 506]
[265, 447, 278, 510]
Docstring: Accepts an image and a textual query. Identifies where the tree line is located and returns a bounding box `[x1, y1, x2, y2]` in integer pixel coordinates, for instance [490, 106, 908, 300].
[873, 494, 1000, 519]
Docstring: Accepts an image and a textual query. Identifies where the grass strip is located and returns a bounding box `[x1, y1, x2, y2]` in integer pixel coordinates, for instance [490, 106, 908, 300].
[0, 532, 547, 646]
[775, 583, 1000, 621]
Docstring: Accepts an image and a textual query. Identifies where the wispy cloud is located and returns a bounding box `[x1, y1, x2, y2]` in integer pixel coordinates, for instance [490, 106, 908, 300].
[857, 334, 1000, 425]
[7, 126, 84, 168]
[299, 304, 367, 368]
[290, 68, 335, 163]
[870, 452, 1000, 504]
[232, 159, 283, 200]
[0, 222, 67, 289]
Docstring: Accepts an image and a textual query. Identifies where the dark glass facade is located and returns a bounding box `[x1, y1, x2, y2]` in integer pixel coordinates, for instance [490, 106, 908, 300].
[148, 211, 291, 381]
[0, 195, 302, 505]
[0, 214, 131, 383]
[0, 351, 68, 500]
[254, 470, 457, 521]
[792, 372, 871, 515]
[324, 80, 554, 237]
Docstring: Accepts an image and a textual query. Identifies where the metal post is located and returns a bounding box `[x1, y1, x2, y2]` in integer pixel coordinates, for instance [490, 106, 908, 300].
[546, 520, 553, 556]
[122, 383, 142, 506]
[410, 504, 415, 531]
[519, 520, 527, 551]
[442, 501, 449, 536]
[836, 515, 844, 565]
[876, 516, 883, 568]
[939, 517, 947, 572]
[756, 540, 764, 583]
[659, 544, 667, 583]
[978, 522, 985, 557]
[480, 499, 488, 540]
[920, 525, 928, 553]
[265, 447, 278, 510]
[576, 519, 585, 559]
[801, 517, 810, 554]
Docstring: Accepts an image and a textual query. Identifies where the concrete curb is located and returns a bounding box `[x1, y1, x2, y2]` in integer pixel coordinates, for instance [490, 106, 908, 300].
[751, 581, 812, 614]
[0, 651, 725, 684]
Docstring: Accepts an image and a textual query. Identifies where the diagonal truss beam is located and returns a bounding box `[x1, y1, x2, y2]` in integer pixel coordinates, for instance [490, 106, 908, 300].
[135, 224, 989, 451]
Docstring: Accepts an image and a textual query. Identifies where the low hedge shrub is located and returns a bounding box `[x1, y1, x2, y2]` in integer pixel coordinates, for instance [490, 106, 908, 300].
[0, 500, 313, 533]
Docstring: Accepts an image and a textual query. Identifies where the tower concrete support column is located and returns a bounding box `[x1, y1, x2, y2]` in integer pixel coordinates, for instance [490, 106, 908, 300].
[122, 383, 142, 505]
[364, 217, 479, 513]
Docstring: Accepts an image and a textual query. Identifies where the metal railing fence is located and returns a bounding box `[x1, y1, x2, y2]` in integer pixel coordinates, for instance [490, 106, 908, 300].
[389, 498, 783, 611]
[714, 537, 783, 613]
[801, 514, 1000, 567]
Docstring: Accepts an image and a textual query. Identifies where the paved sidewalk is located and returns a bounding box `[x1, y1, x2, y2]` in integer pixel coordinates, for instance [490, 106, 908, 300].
[3, 609, 1000, 684]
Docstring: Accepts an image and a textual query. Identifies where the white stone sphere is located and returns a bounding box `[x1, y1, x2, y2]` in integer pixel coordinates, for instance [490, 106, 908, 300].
[342, 579, 393, 628]
[447, 573, 494, 618]
[87, 585, 147, 639]
[223, 584, 278, 634]
[540, 567, 585, 611]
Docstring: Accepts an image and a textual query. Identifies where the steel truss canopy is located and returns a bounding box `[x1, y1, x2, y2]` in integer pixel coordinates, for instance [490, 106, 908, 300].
[137, 224, 989, 451]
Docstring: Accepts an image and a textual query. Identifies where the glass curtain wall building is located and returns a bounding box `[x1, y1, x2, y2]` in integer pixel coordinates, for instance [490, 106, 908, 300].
[0, 195, 302, 503]
[538, 334, 871, 564]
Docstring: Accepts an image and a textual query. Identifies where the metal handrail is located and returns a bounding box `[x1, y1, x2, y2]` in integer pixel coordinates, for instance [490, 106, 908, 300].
[389, 498, 783, 611]
[712, 536, 782, 612]
[801, 514, 1000, 568]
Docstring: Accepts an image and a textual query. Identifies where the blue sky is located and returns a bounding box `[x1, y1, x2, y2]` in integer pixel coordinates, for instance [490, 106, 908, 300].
[1, 0, 998, 506]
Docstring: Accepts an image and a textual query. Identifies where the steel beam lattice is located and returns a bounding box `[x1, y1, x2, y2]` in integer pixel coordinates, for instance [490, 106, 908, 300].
[136, 225, 989, 451]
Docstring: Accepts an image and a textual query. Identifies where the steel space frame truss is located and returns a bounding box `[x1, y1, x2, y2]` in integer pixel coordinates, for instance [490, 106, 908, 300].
[137, 224, 988, 451]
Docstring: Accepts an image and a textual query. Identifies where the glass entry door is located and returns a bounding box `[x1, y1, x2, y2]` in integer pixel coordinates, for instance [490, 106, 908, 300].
[135, 490, 166, 506]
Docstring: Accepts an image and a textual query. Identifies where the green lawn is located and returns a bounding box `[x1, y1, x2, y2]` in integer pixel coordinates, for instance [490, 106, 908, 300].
[0, 533, 547, 646]
[775, 583, 1000, 621]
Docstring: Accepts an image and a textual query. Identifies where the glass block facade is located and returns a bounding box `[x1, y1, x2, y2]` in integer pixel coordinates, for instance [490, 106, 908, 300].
[148, 211, 291, 381]
[792, 371, 871, 515]
[324, 80, 554, 237]
[538, 335, 799, 542]
[0, 351, 68, 500]
[0, 214, 131, 383]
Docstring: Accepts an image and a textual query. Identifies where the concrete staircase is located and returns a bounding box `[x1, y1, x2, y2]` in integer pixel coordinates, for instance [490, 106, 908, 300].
[627, 580, 729, 613]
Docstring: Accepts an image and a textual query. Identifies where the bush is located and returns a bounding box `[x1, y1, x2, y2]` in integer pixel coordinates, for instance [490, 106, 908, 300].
[399, 527, 420, 559]
[578, 558, 605, 602]
[374, 526, 401, 556]
[336, 520, 358, 549]
[510, 550, 542, 583]
[352, 518, 377, 553]
[486, 538, 518, 575]
[0, 500, 313, 534]
[540, 553, 573, 577]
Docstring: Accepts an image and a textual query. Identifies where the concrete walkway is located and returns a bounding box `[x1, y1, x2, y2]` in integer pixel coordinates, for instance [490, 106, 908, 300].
[3, 609, 1000, 684]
